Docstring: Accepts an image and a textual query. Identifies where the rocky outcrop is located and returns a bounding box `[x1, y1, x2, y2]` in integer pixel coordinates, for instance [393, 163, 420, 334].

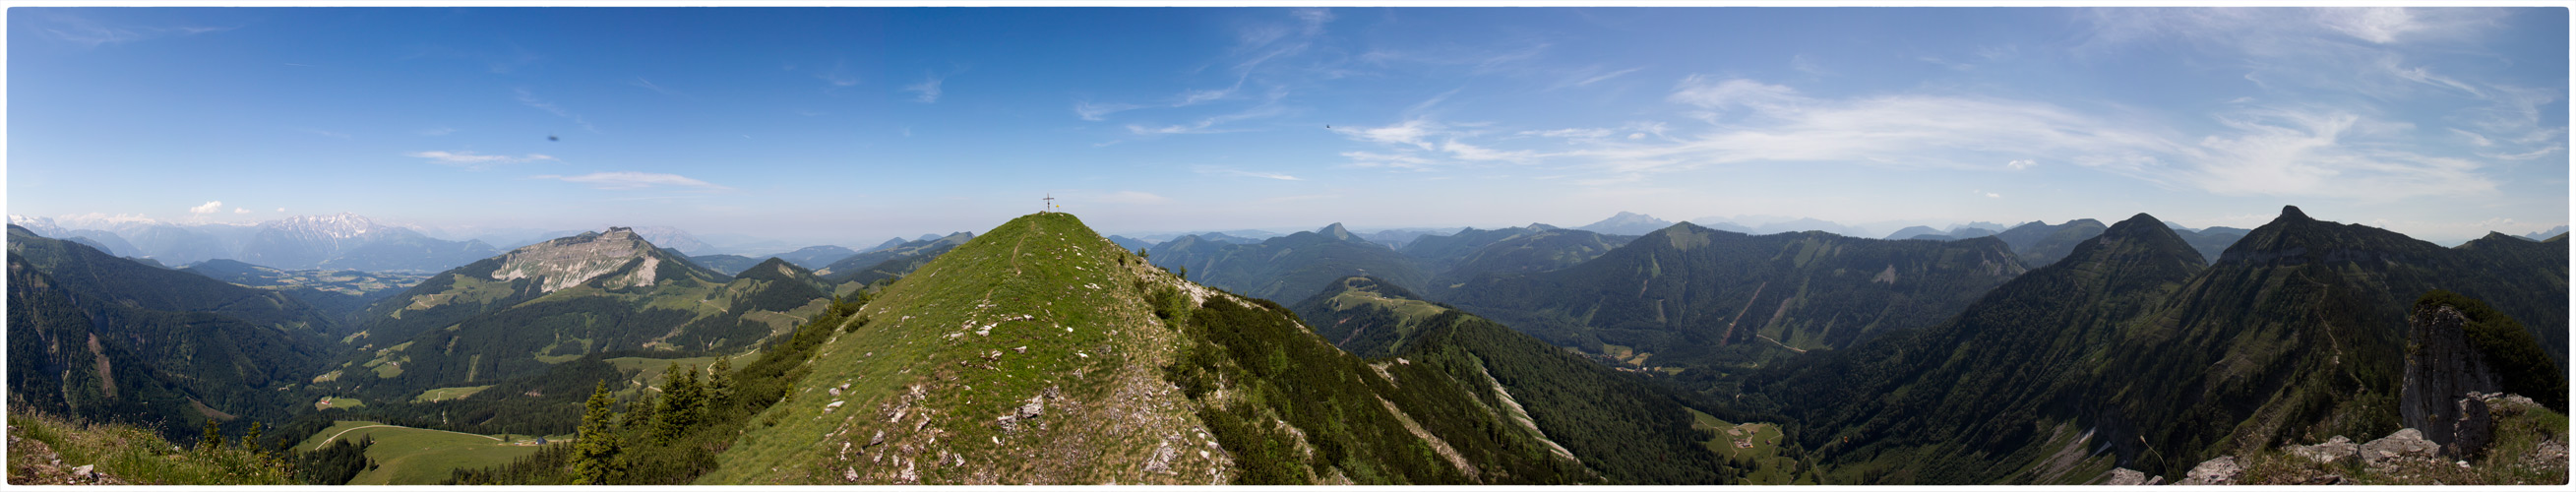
[490, 227, 664, 292]
[2402, 304, 2502, 457]
[2103, 467, 2163, 485]
[2361, 428, 2440, 468]
[2289, 435, 2359, 464]
[2176, 456, 2240, 485]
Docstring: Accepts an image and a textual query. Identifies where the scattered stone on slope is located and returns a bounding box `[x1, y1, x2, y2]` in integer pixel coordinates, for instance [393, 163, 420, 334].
[2177, 455, 2240, 485]
[2104, 467, 2147, 485]
[2361, 428, 2440, 469]
[2289, 435, 2360, 464]
[5, 427, 126, 485]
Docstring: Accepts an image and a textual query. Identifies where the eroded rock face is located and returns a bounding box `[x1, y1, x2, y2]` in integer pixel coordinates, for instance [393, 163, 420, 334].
[2177, 456, 2239, 485]
[2402, 305, 2501, 456]
[2450, 397, 2494, 459]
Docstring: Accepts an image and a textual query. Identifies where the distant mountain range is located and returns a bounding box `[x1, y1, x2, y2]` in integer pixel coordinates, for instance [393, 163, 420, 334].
[317, 226, 835, 403]
[1434, 222, 2029, 375]
[1145, 223, 1429, 302]
[9, 214, 497, 273]
[817, 232, 975, 286]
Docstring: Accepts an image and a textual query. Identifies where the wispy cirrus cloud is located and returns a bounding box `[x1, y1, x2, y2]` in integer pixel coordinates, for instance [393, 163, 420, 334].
[515, 89, 599, 134]
[1074, 9, 1328, 128]
[631, 77, 681, 96]
[1332, 74, 2509, 201]
[409, 151, 558, 169]
[532, 171, 732, 191]
[31, 13, 235, 47]
[1092, 191, 1173, 205]
[1193, 165, 1303, 181]
[904, 69, 958, 103]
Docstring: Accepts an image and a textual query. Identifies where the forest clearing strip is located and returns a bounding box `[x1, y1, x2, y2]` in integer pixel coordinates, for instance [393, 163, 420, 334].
[313, 424, 499, 450]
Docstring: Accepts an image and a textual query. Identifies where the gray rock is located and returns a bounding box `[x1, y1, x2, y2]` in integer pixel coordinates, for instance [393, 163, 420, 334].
[2291, 435, 2360, 464]
[2402, 305, 2501, 453]
[70, 464, 93, 478]
[2144, 475, 2165, 485]
[2450, 397, 2493, 458]
[2105, 467, 2147, 485]
[2178, 456, 2240, 485]
[2361, 428, 2439, 466]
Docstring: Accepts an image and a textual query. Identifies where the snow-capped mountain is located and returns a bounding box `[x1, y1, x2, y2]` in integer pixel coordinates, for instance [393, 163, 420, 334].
[237, 213, 499, 272]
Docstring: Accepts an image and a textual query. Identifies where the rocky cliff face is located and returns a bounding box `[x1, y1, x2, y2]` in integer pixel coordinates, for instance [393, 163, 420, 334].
[490, 227, 668, 292]
[2404, 304, 2502, 457]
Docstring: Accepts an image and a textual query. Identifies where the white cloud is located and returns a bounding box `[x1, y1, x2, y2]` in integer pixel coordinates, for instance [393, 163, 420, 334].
[276, 208, 286, 213]
[409, 151, 558, 168]
[533, 172, 731, 191]
[1668, 76, 1804, 112]
[189, 201, 222, 214]
[233, 208, 249, 214]
[904, 72, 945, 103]
[2318, 7, 2425, 44]
[1441, 140, 1535, 162]
[1073, 101, 1143, 121]
[1334, 76, 2505, 202]
[1333, 119, 1441, 150]
[1340, 151, 1434, 169]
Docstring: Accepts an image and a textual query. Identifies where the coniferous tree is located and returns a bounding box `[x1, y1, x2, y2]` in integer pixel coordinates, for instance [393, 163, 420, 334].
[654, 365, 705, 443]
[624, 393, 658, 431]
[200, 418, 223, 451]
[708, 358, 735, 406]
[574, 382, 624, 485]
[244, 421, 263, 454]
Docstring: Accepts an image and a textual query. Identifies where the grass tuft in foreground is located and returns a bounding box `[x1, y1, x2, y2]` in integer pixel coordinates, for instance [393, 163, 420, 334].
[7, 408, 295, 485]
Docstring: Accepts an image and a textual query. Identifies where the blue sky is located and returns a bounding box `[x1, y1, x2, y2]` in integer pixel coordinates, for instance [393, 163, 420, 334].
[8, 6, 2567, 246]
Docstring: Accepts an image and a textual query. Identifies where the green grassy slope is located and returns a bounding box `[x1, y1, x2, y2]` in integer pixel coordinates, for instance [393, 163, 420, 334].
[705, 213, 1587, 484]
[292, 420, 557, 484]
[1292, 274, 1761, 483]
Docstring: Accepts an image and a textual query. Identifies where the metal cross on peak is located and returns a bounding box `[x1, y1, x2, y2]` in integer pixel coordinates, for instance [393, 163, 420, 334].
[1043, 194, 1055, 213]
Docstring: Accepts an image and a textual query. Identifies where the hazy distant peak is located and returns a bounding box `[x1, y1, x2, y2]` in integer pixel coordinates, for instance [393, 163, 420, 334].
[1577, 212, 1676, 235]
[1319, 222, 1354, 240]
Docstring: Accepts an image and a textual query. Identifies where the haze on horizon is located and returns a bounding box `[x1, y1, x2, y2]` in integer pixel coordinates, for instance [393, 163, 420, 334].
[7, 6, 2567, 247]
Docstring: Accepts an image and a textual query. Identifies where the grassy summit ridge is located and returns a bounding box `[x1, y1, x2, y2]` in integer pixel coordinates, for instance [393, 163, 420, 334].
[706, 213, 1589, 484]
